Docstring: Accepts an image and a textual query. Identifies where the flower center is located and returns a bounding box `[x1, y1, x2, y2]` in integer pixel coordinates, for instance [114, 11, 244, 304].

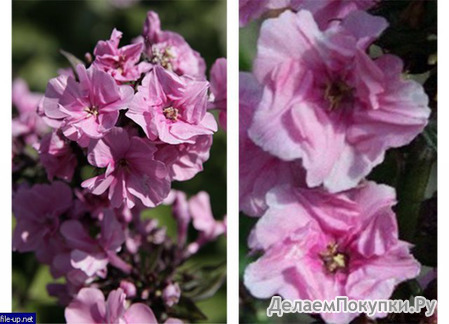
[151, 46, 175, 70]
[84, 106, 99, 117]
[319, 243, 348, 273]
[324, 80, 353, 111]
[44, 213, 59, 235]
[163, 106, 179, 121]
[114, 55, 127, 73]
[118, 158, 128, 168]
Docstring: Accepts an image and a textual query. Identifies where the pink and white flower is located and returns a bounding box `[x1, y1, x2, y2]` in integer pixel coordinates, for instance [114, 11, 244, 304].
[127, 66, 217, 145]
[60, 210, 130, 278]
[209, 58, 227, 130]
[244, 182, 420, 324]
[142, 11, 206, 80]
[72, 189, 111, 221]
[12, 78, 48, 145]
[294, 0, 379, 29]
[120, 280, 137, 298]
[93, 28, 151, 83]
[36, 130, 77, 181]
[12, 182, 73, 263]
[186, 191, 226, 255]
[82, 127, 170, 209]
[239, 0, 290, 27]
[249, 10, 430, 192]
[239, 0, 378, 28]
[65, 287, 158, 324]
[239, 72, 305, 217]
[169, 190, 226, 255]
[162, 282, 181, 307]
[155, 135, 212, 181]
[42, 64, 134, 146]
[170, 191, 191, 247]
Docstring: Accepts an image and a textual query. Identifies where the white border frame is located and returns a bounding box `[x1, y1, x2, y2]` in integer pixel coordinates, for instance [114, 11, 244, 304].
[227, 0, 239, 322]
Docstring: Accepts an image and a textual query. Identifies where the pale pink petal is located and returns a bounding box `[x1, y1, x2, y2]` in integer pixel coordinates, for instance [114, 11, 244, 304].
[65, 288, 106, 324]
[341, 10, 388, 49]
[105, 288, 126, 323]
[71, 250, 108, 277]
[100, 211, 125, 251]
[60, 220, 97, 251]
[123, 303, 158, 324]
[346, 243, 420, 301]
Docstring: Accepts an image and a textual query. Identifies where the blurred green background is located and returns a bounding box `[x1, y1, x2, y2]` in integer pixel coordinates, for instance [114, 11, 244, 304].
[12, 0, 227, 323]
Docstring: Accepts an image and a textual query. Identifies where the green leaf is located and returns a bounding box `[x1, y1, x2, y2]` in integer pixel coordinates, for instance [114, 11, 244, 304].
[181, 262, 226, 301]
[141, 205, 177, 239]
[142, 244, 163, 273]
[413, 235, 437, 267]
[60, 49, 84, 77]
[392, 280, 422, 300]
[168, 296, 207, 321]
[422, 121, 437, 153]
[29, 266, 61, 304]
[395, 138, 436, 242]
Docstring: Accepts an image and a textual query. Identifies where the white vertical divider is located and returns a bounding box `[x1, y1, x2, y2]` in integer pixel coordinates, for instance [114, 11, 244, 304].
[1, 0, 12, 312]
[438, 0, 447, 321]
[227, 0, 239, 322]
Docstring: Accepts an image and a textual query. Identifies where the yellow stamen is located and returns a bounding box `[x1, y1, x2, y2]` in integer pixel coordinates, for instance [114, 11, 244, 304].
[319, 243, 347, 273]
[163, 107, 179, 121]
[324, 80, 353, 111]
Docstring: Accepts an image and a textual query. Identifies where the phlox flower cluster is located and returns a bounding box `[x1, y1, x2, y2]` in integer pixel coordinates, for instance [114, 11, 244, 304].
[12, 10, 226, 323]
[240, 1, 432, 323]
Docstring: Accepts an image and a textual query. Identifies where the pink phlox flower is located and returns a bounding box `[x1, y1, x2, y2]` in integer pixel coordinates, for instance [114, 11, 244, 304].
[72, 189, 111, 220]
[49, 251, 91, 289]
[47, 269, 91, 306]
[239, 0, 378, 28]
[60, 210, 130, 278]
[239, 0, 291, 27]
[162, 282, 181, 307]
[171, 190, 191, 247]
[249, 10, 430, 192]
[36, 130, 77, 181]
[47, 280, 85, 307]
[209, 58, 227, 130]
[65, 287, 158, 324]
[124, 217, 163, 254]
[186, 191, 226, 255]
[127, 66, 217, 145]
[81, 127, 171, 209]
[239, 72, 305, 217]
[94, 28, 151, 83]
[57, 68, 75, 77]
[155, 135, 212, 181]
[42, 64, 134, 147]
[124, 206, 166, 254]
[12, 78, 48, 145]
[120, 280, 137, 299]
[142, 11, 206, 80]
[12, 182, 72, 261]
[291, 0, 379, 29]
[244, 182, 421, 324]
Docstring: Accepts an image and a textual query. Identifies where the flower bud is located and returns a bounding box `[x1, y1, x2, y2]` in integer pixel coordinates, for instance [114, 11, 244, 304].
[162, 282, 181, 307]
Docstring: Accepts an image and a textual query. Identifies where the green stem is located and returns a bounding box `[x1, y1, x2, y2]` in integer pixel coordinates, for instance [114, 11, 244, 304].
[395, 139, 436, 242]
